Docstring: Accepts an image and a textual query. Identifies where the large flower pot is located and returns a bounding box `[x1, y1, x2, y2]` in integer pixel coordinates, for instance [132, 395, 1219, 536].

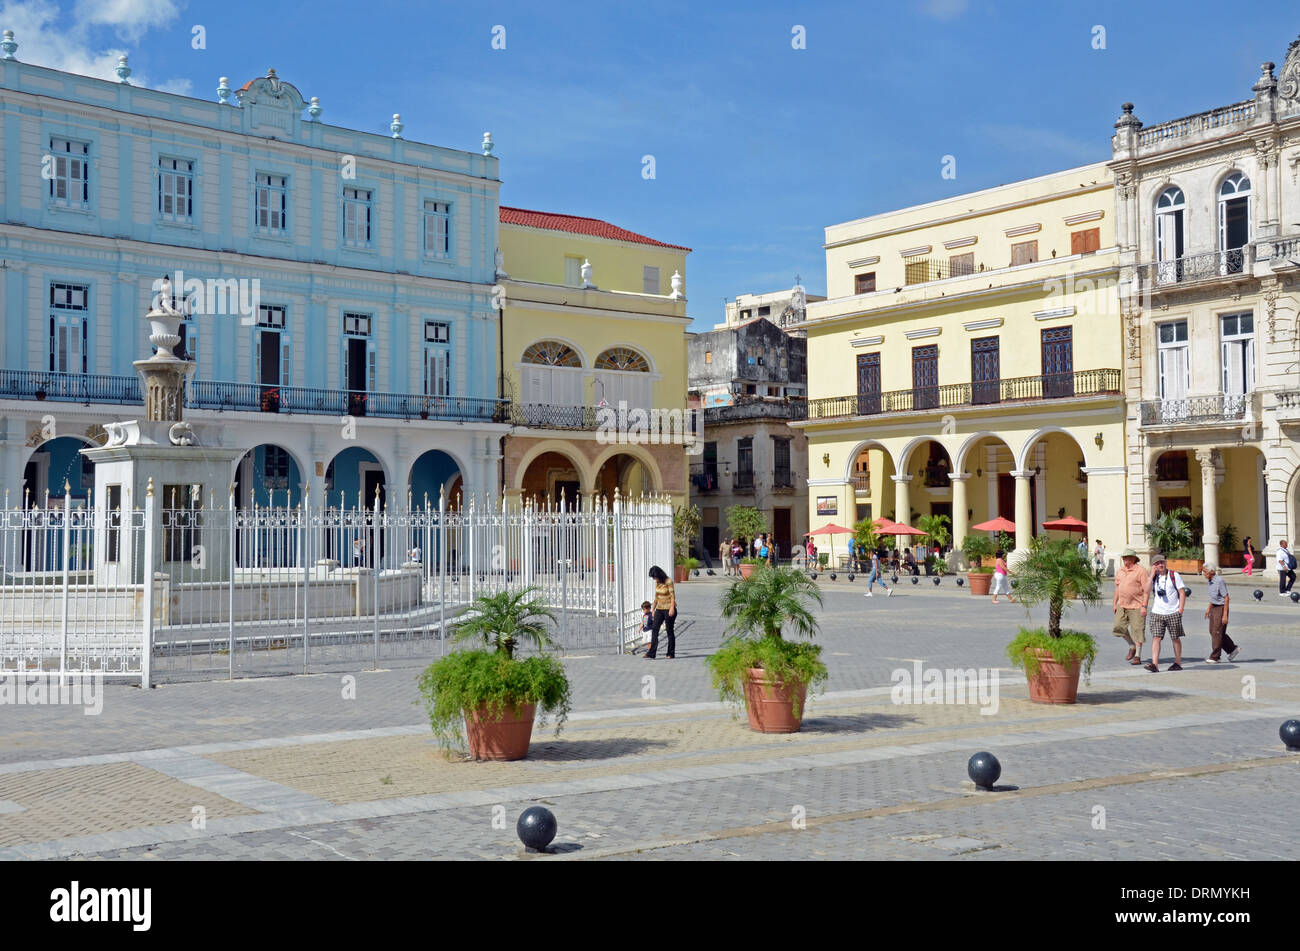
[967, 571, 993, 595]
[738, 563, 756, 579]
[1219, 552, 1244, 568]
[1167, 558, 1203, 575]
[1023, 648, 1081, 704]
[464, 701, 537, 761]
[674, 565, 689, 583]
[743, 668, 807, 733]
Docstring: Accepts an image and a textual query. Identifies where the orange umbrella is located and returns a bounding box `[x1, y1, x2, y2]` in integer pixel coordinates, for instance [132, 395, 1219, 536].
[1041, 516, 1088, 534]
[972, 516, 1017, 533]
[806, 523, 854, 564]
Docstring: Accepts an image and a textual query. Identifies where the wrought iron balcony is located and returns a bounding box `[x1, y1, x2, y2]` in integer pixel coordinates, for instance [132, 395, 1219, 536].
[187, 381, 503, 422]
[0, 369, 143, 404]
[772, 468, 795, 489]
[733, 469, 755, 491]
[1138, 394, 1253, 427]
[807, 368, 1121, 421]
[1140, 247, 1251, 288]
[903, 256, 983, 286]
[851, 472, 872, 492]
[689, 463, 720, 494]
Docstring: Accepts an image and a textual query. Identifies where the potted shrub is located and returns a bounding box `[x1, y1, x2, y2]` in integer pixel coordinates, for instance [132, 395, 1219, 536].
[1218, 523, 1243, 568]
[416, 588, 571, 761]
[1168, 545, 1204, 575]
[738, 555, 763, 579]
[673, 504, 702, 581]
[675, 557, 700, 582]
[962, 533, 995, 595]
[1005, 538, 1100, 704]
[707, 566, 828, 733]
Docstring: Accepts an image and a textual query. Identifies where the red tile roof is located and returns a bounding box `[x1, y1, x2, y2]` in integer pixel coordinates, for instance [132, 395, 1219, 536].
[500, 206, 690, 252]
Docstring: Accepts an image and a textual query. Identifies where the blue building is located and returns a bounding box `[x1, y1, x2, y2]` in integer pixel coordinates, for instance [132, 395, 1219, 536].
[0, 46, 505, 510]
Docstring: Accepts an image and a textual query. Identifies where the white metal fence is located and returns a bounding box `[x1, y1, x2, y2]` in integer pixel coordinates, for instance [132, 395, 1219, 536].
[0, 491, 672, 685]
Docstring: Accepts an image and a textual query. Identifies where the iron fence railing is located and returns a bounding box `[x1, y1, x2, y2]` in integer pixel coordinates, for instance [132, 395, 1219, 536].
[808, 368, 1121, 421]
[1143, 247, 1249, 287]
[0, 369, 143, 404]
[1139, 394, 1251, 426]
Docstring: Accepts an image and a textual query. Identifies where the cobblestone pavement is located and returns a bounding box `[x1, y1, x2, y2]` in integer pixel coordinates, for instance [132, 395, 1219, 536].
[2, 577, 1298, 860]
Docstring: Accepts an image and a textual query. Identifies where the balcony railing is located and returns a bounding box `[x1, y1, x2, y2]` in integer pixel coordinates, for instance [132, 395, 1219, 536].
[0, 369, 143, 404]
[1141, 247, 1250, 288]
[773, 469, 794, 489]
[1136, 100, 1257, 149]
[1139, 395, 1251, 427]
[689, 463, 720, 494]
[851, 472, 871, 492]
[920, 465, 950, 488]
[188, 381, 503, 422]
[903, 256, 982, 285]
[808, 368, 1121, 421]
[733, 469, 755, 491]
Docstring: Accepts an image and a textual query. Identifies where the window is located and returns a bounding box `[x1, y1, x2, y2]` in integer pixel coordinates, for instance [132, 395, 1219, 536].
[424, 324, 451, 398]
[342, 186, 372, 247]
[856, 352, 881, 415]
[948, 252, 975, 276]
[162, 484, 202, 562]
[757, 306, 771, 317]
[971, 336, 1000, 405]
[1041, 327, 1074, 398]
[740, 309, 752, 320]
[343, 312, 375, 408]
[1218, 173, 1251, 273]
[1070, 228, 1100, 255]
[773, 437, 792, 487]
[158, 157, 194, 223]
[425, 321, 450, 344]
[423, 200, 451, 257]
[854, 272, 877, 294]
[912, 344, 939, 409]
[594, 347, 652, 409]
[48, 138, 90, 208]
[736, 437, 754, 488]
[521, 340, 582, 406]
[344, 313, 371, 336]
[255, 173, 287, 233]
[49, 282, 89, 374]
[1010, 240, 1038, 266]
[704, 351, 712, 364]
[257, 306, 286, 329]
[642, 265, 660, 294]
[1155, 186, 1186, 283]
[254, 305, 289, 408]
[565, 257, 583, 286]
[1220, 312, 1255, 404]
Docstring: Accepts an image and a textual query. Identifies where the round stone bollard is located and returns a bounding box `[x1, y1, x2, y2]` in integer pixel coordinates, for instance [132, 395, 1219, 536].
[891, 574, 899, 584]
[911, 576, 919, 585]
[1281, 720, 1300, 751]
[932, 576, 941, 586]
[830, 572, 837, 581]
[956, 577, 965, 587]
[847, 573, 855, 582]
[809, 571, 818, 581]
[1253, 589, 1264, 601]
[517, 806, 558, 852]
[1292, 592, 1300, 604]
[968, 751, 1001, 790]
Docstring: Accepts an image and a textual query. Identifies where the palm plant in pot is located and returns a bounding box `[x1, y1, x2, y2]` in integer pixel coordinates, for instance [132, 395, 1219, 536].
[1005, 538, 1100, 704]
[707, 566, 827, 734]
[673, 504, 703, 581]
[961, 533, 995, 596]
[417, 588, 572, 761]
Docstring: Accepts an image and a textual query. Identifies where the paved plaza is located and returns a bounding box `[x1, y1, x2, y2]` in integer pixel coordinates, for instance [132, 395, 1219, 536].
[2, 571, 1298, 861]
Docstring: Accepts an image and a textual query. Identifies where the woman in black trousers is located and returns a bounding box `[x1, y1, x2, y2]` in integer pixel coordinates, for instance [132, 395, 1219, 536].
[645, 565, 677, 659]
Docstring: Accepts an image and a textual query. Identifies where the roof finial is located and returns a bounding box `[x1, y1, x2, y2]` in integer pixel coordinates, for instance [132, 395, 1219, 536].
[1, 30, 17, 60]
[217, 76, 230, 104]
[308, 96, 322, 121]
[482, 131, 494, 155]
[115, 55, 131, 84]
[390, 113, 404, 138]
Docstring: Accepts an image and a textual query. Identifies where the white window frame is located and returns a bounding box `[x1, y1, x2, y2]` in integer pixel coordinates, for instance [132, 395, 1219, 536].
[342, 312, 376, 393]
[1219, 311, 1256, 411]
[1156, 319, 1189, 420]
[642, 265, 660, 295]
[342, 186, 372, 248]
[48, 282, 89, 375]
[48, 138, 90, 208]
[158, 157, 194, 223]
[255, 173, 288, 234]
[423, 200, 451, 258]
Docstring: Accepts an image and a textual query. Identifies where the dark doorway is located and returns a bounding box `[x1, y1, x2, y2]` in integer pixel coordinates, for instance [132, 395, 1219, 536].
[553, 480, 579, 508]
[856, 352, 881, 415]
[258, 329, 281, 412]
[1222, 197, 1248, 273]
[773, 507, 792, 559]
[912, 344, 938, 410]
[1041, 327, 1074, 399]
[971, 336, 1000, 404]
[997, 473, 1036, 536]
[346, 337, 368, 416]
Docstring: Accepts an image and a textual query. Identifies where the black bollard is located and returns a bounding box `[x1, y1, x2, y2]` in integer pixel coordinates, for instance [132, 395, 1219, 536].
[932, 576, 940, 586]
[891, 574, 899, 585]
[956, 577, 965, 587]
[1253, 589, 1263, 601]
[1281, 720, 1300, 750]
[830, 573, 837, 581]
[1292, 592, 1300, 604]
[967, 751, 1001, 790]
[847, 573, 855, 582]
[911, 576, 919, 585]
[517, 806, 558, 852]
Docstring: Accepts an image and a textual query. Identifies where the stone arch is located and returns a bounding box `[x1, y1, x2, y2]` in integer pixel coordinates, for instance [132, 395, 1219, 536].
[520, 337, 588, 368]
[1017, 426, 1090, 472]
[594, 343, 657, 376]
[591, 443, 663, 497]
[840, 439, 897, 482]
[513, 440, 593, 495]
[954, 431, 1015, 474]
[23, 434, 99, 501]
[897, 435, 958, 476]
[234, 442, 308, 508]
[407, 448, 467, 509]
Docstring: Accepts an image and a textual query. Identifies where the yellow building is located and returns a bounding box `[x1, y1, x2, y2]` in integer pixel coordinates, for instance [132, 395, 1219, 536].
[498, 207, 693, 506]
[794, 163, 1130, 567]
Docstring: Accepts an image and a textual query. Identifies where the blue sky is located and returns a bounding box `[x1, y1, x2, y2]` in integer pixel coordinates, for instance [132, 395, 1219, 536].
[4, 1, 1298, 330]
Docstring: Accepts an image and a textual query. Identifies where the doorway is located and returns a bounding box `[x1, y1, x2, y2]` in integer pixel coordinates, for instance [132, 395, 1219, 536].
[773, 508, 792, 559]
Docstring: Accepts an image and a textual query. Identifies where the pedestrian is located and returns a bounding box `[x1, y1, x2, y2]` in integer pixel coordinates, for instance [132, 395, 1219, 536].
[1077, 538, 1087, 560]
[352, 537, 365, 568]
[903, 549, 918, 576]
[630, 600, 654, 655]
[863, 548, 893, 598]
[1092, 538, 1105, 577]
[767, 539, 778, 567]
[753, 534, 763, 559]
[1112, 548, 1150, 666]
[644, 565, 676, 660]
[731, 538, 743, 574]
[990, 549, 1013, 604]
[1276, 539, 1296, 596]
[1201, 564, 1241, 664]
[719, 537, 731, 576]
[1242, 535, 1254, 577]
[1145, 554, 1186, 672]
[759, 535, 770, 566]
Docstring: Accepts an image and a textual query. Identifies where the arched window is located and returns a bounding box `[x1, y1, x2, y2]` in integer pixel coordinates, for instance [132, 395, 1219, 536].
[1218, 172, 1251, 198]
[1217, 173, 1251, 268]
[1155, 186, 1185, 210]
[1154, 186, 1186, 284]
[522, 340, 581, 367]
[594, 347, 650, 372]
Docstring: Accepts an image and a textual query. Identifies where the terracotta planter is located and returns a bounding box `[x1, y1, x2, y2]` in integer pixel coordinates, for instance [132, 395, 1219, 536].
[1167, 558, 1203, 575]
[464, 701, 537, 761]
[1023, 648, 1081, 704]
[967, 571, 993, 595]
[1219, 552, 1245, 568]
[674, 565, 689, 583]
[738, 563, 756, 579]
[743, 668, 807, 733]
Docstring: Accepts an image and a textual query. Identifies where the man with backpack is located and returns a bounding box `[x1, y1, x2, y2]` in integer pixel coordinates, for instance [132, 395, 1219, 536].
[1145, 554, 1186, 672]
[1277, 539, 1296, 597]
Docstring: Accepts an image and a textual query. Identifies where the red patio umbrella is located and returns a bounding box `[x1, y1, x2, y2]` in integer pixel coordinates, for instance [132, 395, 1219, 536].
[806, 523, 854, 565]
[971, 516, 1017, 533]
[1041, 516, 1088, 534]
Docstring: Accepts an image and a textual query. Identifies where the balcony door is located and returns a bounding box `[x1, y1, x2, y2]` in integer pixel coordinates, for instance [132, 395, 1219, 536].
[1155, 186, 1186, 285]
[1217, 173, 1251, 275]
[971, 336, 1000, 405]
[911, 344, 938, 410]
[856, 352, 881, 415]
[1040, 328, 1074, 398]
[1220, 312, 1255, 417]
[1157, 319, 1190, 422]
[254, 307, 288, 413]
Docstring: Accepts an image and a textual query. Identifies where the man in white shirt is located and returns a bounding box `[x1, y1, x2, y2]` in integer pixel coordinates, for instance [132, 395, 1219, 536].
[1144, 554, 1186, 672]
[1277, 539, 1296, 597]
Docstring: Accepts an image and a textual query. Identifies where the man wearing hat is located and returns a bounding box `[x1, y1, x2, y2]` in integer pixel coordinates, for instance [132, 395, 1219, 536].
[1111, 548, 1150, 665]
[1201, 564, 1240, 663]
[1145, 554, 1187, 672]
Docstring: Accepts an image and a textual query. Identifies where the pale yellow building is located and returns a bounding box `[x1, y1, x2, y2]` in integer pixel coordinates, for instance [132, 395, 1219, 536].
[497, 207, 693, 506]
[794, 163, 1130, 567]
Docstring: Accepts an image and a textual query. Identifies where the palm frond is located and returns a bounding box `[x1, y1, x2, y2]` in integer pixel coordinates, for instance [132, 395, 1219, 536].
[452, 587, 557, 658]
[718, 566, 823, 641]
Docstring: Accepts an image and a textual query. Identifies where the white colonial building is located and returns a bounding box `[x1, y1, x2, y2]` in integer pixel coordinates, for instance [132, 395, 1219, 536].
[1111, 33, 1300, 565]
[0, 44, 505, 513]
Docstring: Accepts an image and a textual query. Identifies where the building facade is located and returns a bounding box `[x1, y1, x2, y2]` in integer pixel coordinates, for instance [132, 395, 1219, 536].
[0, 51, 504, 511]
[719, 284, 825, 336]
[796, 163, 1129, 566]
[498, 207, 692, 507]
[688, 314, 809, 558]
[1111, 37, 1300, 565]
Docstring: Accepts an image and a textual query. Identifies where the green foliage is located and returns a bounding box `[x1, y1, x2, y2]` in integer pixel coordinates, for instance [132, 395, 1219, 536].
[709, 566, 828, 718]
[1169, 546, 1204, 562]
[917, 513, 951, 550]
[1144, 507, 1194, 555]
[1218, 523, 1239, 553]
[680, 557, 700, 570]
[961, 533, 994, 567]
[1010, 538, 1101, 638]
[740, 556, 764, 565]
[853, 517, 881, 554]
[1006, 628, 1098, 682]
[417, 649, 572, 750]
[726, 505, 767, 543]
[996, 531, 1016, 553]
[673, 504, 702, 562]
[451, 588, 556, 659]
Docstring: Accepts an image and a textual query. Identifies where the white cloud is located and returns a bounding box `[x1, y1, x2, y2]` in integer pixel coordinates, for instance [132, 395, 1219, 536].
[920, 0, 968, 20]
[0, 0, 187, 90]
